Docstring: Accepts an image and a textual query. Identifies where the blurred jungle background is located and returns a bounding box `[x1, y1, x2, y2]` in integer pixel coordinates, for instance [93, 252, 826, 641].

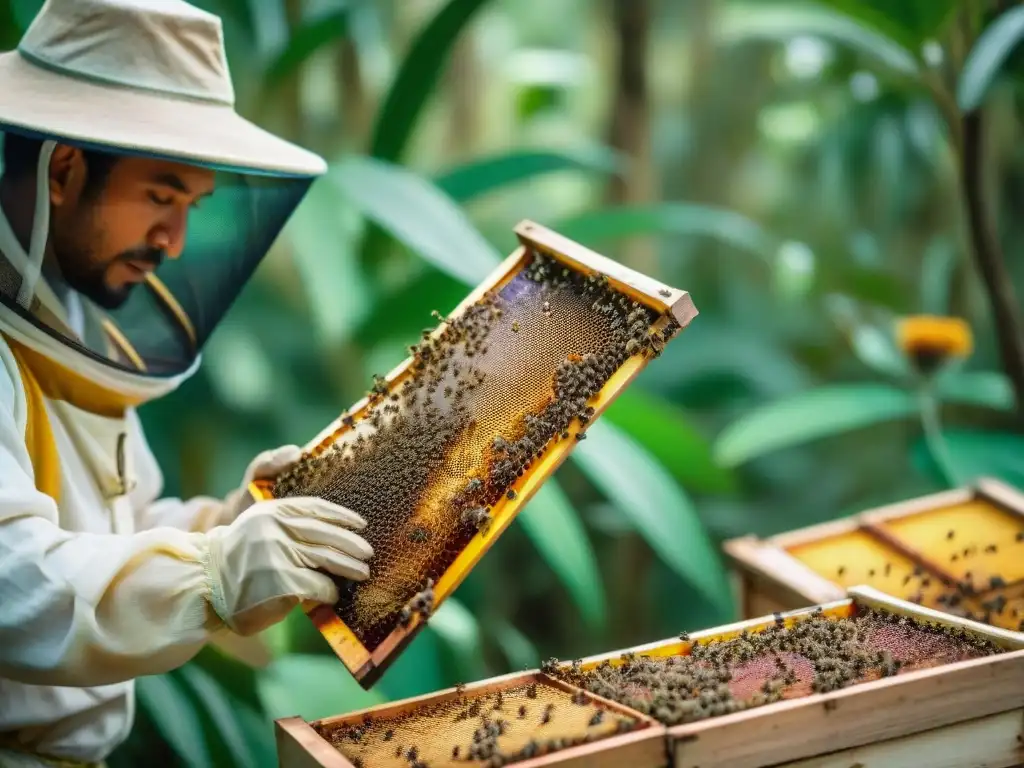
[5, 0, 1024, 764]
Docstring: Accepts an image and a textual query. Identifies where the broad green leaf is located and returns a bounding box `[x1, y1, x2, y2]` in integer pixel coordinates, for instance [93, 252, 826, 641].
[719, 3, 920, 77]
[958, 6, 1024, 111]
[913, 429, 1024, 488]
[640, 319, 813, 400]
[177, 664, 260, 768]
[517, 480, 607, 628]
[920, 238, 958, 316]
[491, 619, 541, 672]
[377, 630, 445, 701]
[329, 156, 502, 286]
[571, 421, 731, 612]
[810, 0, 958, 53]
[135, 674, 214, 768]
[552, 204, 777, 261]
[603, 390, 737, 494]
[230, 704, 279, 768]
[10, 0, 42, 32]
[849, 324, 911, 379]
[435, 147, 622, 203]
[285, 178, 370, 343]
[258, 654, 385, 721]
[429, 597, 487, 681]
[714, 384, 918, 467]
[370, 0, 492, 162]
[264, 10, 348, 85]
[937, 370, 1014, 411]
[353, 267, 466, 347]
[185, 644, 264, 714]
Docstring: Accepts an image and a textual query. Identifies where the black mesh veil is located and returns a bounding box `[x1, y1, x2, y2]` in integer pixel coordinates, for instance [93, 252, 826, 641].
[0, 125, 314, 379]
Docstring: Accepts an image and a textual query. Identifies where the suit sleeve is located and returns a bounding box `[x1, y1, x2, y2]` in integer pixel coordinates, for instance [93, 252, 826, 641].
[127, 409, 229, 534]
[0, 344, 222, 687]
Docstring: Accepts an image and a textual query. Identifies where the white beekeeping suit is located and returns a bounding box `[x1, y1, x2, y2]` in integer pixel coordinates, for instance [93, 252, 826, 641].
[0, 1, 375, 766]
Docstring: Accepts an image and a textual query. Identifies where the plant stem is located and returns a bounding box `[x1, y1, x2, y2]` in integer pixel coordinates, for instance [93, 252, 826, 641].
[960, 109, 1024, 420]
[917, 388, 960, 488]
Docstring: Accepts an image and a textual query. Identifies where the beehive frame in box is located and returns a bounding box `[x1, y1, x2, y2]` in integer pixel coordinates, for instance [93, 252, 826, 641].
[274, 671, 669, 768]
[723, 478, 1024, 632]
[548, 586, 1024, 768]
[274, 587, 1024, 768]
[249, 220, 698, 688]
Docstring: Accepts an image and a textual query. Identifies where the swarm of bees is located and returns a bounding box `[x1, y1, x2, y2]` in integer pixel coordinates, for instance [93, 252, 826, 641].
[544, 607, 1001, 727]
[319, 679, 641, 768]
[398, 578, 435, 627]
[269, 249, 682, 650]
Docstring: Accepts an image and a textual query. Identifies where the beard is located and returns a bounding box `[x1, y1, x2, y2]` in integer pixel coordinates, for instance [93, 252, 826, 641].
[55, 241, 165, 310]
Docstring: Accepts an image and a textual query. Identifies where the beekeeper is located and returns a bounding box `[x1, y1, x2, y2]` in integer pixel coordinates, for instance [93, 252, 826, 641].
[0, 1, 374, 766]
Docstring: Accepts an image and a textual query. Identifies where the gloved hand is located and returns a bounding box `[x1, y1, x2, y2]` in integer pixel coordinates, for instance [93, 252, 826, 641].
[203, 496, 372, 636]
[220, 444, 303, 522]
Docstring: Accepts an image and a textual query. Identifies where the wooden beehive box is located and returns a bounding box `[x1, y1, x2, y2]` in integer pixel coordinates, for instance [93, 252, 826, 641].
[276, 587, 1024, 767]
[563, 586, 1024, 768]
[724, 478, 1024, 632]
[274, 671, 669, 768]
[249, 220, 697, 688]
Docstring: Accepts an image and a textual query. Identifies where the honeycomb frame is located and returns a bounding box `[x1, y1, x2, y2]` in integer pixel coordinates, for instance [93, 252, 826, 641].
[551, 585, 1024, 768]
[250, 220, 698, 688]
[723, 478, 1024, 632]
[275, 670, 668, 768]
[274, 588, 1024, 768]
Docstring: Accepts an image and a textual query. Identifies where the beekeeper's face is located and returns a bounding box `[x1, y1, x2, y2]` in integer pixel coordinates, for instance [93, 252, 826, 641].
[47, 145, 215, 309]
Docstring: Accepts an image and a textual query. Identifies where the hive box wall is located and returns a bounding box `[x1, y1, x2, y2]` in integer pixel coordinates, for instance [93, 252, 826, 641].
[276, 587, 1024, 768]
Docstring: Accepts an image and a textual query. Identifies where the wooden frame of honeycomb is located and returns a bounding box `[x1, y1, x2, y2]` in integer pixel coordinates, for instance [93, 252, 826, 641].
[274, 587, 1024, 768]
[723, 478, 1024, 632]
[249, 220, 698, 688]
[274, 670, 668, 768]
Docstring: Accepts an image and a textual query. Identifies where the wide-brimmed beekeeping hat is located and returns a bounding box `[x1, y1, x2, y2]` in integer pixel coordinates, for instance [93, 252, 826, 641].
[0, 0, 326, 409]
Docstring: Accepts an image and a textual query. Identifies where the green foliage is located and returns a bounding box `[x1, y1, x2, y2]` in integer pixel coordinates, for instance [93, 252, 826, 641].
[719, 3, 920, 76]
[517, 480, 607, 629]
[435, 147, 623, 202]
[810, 0, 958, 53]
[958, 6, 1024, 111]
[572, 423, 732, 617]
[369, 0, 492, 163]
[329, 155, 501, 285]
[135, 674, 215, 768]
[264, 8, 349, 86]
[553, 203, 778, 260]
[714, 384, 918, 467]
[914, 429, 1024, 488]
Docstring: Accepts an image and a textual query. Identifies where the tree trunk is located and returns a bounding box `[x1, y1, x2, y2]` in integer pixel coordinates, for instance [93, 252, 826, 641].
[961, 109, 1024, 420]
[444, 33, 481, 163]
[605, 0, 656, 275]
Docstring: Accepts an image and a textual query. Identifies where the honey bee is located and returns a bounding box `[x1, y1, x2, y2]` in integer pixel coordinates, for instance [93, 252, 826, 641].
[407, 527, 429, 544]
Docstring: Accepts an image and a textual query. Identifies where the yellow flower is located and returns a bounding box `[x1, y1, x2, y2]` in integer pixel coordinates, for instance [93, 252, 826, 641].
[895, 315, 973, 374]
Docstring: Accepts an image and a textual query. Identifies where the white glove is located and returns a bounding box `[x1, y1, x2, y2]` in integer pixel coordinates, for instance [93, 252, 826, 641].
[203, 496, 372, 636]
[221, 444, 303, 523]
